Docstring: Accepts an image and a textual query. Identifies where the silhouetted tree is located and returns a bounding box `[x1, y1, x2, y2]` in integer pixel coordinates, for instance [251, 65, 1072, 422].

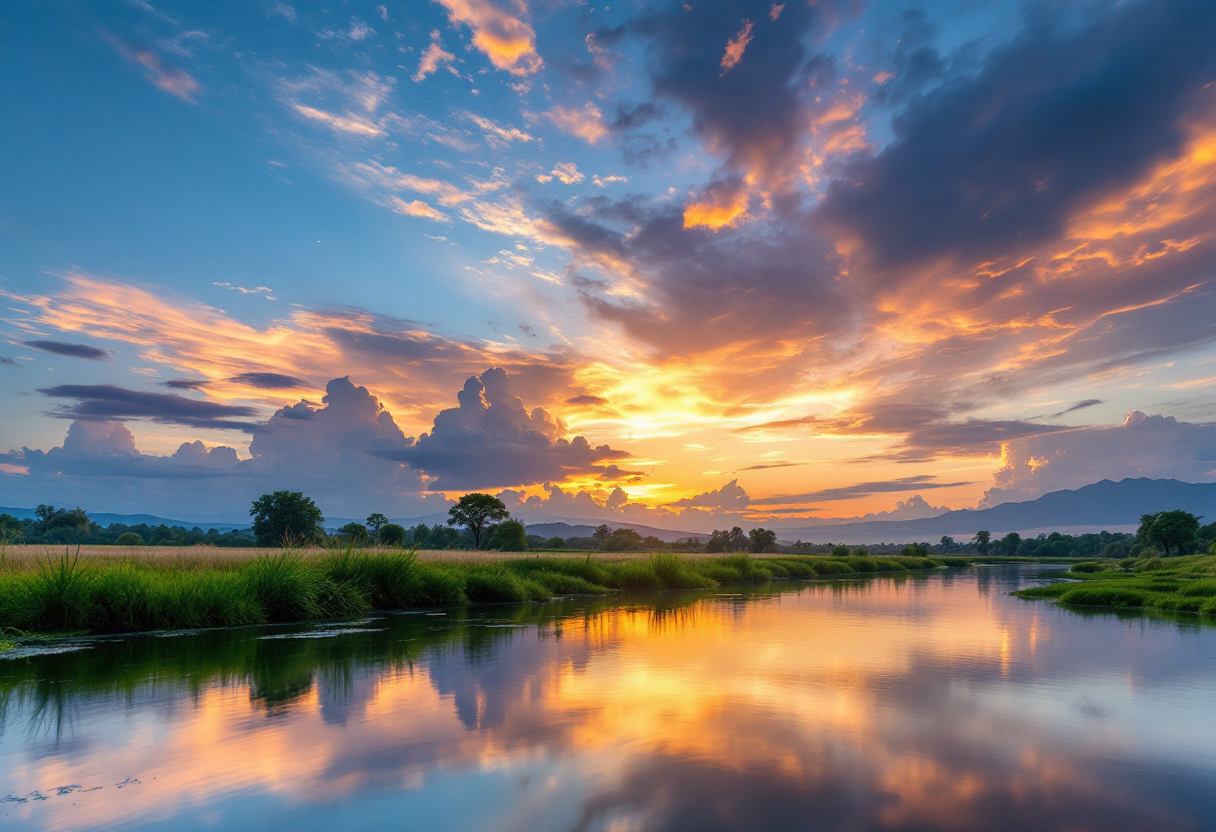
[706, 530, 730, 553]
[250, 491, 325, 546]
[939, 536, 956, 551]
[727, 527, 748, 552]
[593, 524, 612, 545]
[1138, 510, 1200, 557]
[340, 522, 368, 543]
[974, 530, 991, 555]
[447, 493, 510, 549]
[378, 523, 407, 547]
[749, 528, 778, 553]
[366, 513, 388, 533]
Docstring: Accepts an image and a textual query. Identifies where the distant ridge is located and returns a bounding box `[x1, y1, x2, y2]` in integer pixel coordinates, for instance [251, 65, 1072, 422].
[783, 478, 1216, 542]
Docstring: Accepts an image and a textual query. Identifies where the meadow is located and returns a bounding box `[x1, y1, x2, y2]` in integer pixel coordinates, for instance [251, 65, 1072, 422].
[0, 545, 969, 639]
[1014, 552, 1216, 616]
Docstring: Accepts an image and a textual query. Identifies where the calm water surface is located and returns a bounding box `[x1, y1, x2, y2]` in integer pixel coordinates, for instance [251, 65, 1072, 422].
[2, 564, 1215, 831]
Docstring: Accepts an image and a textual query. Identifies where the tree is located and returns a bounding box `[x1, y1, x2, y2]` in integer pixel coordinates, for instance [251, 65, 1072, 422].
[378, 523, 407, 547]
[593, 524, 612, 545]
[974, 530, 991, 555]
[547, 536, 565, 548]
[727, 527, 748, 552]
[749, 528, 778, 553]
[35, 504, 59, 532]
[996, 532, 1022, 556]
[250, 491, 325, 546]
[487, 519, 528, 551]
[939, 536, 956, 551]
[1139, 510, 1200, 557]
[366, 513, 388, 533]
[0, 514, 23, 543]
[115, 532, 143, 546]
[706, 530, 730, 553]
[831, 544, 850, 558]
[603, 528, 643, 551]
[447, 493, 510, 549]
[410, 523, 431, 547]
[340, 522, 368, 544]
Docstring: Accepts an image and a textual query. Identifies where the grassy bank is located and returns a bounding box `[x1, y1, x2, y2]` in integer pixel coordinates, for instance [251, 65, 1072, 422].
[0, 548, 968, 637]
[1014, 553, 1216, 616]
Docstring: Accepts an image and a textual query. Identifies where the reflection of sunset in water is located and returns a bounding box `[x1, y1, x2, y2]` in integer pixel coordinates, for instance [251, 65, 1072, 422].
[2, 567, 1215, 831]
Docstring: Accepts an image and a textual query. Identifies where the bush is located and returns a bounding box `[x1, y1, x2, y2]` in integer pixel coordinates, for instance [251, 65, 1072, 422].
[115, 532, 144, 546]
[378, 523, 407, 547]
[487, 520, 527, 551]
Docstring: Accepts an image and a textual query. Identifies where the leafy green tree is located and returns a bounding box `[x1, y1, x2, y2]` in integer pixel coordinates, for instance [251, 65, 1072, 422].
[831, 544, 850, 558]
[996, 532, 1022, 555]
[366, 513, 389, 533]
[250, 491, 325, 546]
[547, 536, 565, 548]
[35, 504, 58, 532]
[115, 532, 143, 545]
[939, 536, 955, 551]
[447, 493, 510, 549]
[900, 542, 930, 557]
[603, 527, 643, 552]
[410, 523, 431, 547]
[749, 528, 778, 553]
[378, 523, 407, 547]
[593, 524, 612, 545]
[0, 514, 25, 543]
[706, 530, 730, 553]
[487, 519, 528, 551]
[1138, 510, 1200, 557]
[727, 527, 748, 552]
[339, 522, 368, 543]
[974, 530, 991, 555]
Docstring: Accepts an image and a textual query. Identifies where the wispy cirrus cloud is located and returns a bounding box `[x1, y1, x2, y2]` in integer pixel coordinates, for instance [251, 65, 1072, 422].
[103, 33, 201, 102]
[21, 339, 111, 360]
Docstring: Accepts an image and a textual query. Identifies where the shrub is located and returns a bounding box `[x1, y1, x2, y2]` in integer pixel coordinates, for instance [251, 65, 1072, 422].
[115, 532, 144, 546]
[378, 523, 407, 547]
[487, 520, 528, 551]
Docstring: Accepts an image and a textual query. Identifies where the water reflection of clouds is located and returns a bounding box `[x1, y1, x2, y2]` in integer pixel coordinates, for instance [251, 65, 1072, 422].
[1, 570, 1215, 830]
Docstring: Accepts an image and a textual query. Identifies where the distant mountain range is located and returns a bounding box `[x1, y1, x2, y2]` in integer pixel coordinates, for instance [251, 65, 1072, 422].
[4, 477, 1212, 544]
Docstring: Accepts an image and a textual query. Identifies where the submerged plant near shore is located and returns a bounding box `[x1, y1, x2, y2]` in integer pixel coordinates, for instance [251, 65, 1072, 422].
[0, 547, 967, 637]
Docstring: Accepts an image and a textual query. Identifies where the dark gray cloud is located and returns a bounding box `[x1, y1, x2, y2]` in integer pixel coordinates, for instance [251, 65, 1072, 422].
[0, 356, 17, 367]
[752, 476, 973, 506]
[818, 0, 1216, 269]
[163, 378, 208, 389]
[39, 384, 260, 431]
[1049, 399, 1103, 418]
[22, 339, 111, 360]
[229, 372, 308, 389]
[389, 367, 629, 490]
[566, 394, 607, 406]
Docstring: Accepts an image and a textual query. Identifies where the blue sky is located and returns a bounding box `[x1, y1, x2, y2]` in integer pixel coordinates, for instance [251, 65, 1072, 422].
[3, 0, 1216, 527]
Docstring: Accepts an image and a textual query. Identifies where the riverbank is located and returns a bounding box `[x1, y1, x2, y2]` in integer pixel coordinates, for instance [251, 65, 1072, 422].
[0, 549, 970, 638]
[1014, 553, 1216, 615]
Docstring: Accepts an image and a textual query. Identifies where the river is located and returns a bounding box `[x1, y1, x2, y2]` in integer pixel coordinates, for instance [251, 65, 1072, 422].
[2, 564, 1214, 831]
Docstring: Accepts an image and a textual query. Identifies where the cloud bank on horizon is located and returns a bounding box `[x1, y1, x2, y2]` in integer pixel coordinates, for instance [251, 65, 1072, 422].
[3, 0, 1216, 526]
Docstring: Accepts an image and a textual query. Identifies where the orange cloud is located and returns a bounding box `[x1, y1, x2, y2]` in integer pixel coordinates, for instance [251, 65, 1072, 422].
[684, 191, 750, 229]
[720, 20, 754, 73]
[436, 0, 542, 75]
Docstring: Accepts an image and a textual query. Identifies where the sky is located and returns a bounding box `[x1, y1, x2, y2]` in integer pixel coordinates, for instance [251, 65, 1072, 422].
[2, 0, 1216, 530]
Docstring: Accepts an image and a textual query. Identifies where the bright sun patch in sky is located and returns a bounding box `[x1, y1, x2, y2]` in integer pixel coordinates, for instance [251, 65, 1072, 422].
[2, 0, 1216, 531]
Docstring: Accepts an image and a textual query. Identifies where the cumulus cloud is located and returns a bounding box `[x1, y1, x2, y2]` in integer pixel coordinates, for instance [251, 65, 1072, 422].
[669, 479, 751, 510]
[435, 0, 543, 75]
[390, 367, 630, 489]
[982, 411, 1216, 506]
[22, 340, 110, 360]
[413, 32, 456, 82]
[1, 377, 437, 519]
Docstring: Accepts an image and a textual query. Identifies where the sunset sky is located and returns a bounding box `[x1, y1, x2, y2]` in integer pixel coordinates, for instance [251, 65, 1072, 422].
[3, 0, 1216, 528]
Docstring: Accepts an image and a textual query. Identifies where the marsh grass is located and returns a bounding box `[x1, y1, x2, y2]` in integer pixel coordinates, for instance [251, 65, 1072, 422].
[0, 547, 965, 637]
[1014, 553, 1216, 616]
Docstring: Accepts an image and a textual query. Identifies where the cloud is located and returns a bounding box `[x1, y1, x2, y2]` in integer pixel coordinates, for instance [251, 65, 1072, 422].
[21, 340, 110, 360]
[463, 112, 533, 146]
[39, 384, 261, 432]
[549, 162, 584, 184]
[982, 410, 1216, 506]
[818, 0, 1216, 269]
[2, 378, 438, 518]
[683, 182, 750, 229]
[719, 20, 753, 73]
[104, 34, 201, 102]
[0, 357, 17, 367]
[413, 35, 457, 82]
[435, 0, 543, 75]
[566, 394, 607, 406]
[228, 372, 308, 389]
[388, 198, 450, 222]
[275, 69, 396, 138]
[389, 367, 629, 490]
[751, 476, 974, 506]
[669, 479, 750, 510]
[1048, 399, 1103, 418]
[291, 104, 385, 137]
[545, 103, 609, 144]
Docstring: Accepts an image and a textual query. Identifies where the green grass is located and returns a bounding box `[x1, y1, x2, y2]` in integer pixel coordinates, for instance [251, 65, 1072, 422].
[1013, 553, 1216, 616]
[0, 548, 967, 638]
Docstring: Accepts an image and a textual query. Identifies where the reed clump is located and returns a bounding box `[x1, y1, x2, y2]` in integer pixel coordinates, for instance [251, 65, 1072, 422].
[0, 547, 964, 637]
[1014, 553, 1216, 616]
